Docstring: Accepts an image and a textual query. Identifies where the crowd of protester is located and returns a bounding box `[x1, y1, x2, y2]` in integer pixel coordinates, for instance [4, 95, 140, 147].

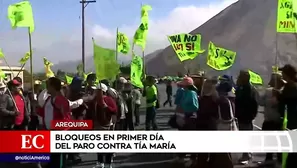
[0, 64, 297, 168]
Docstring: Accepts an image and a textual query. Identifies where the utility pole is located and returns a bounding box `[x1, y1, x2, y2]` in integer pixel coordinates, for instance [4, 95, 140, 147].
[80, 0, 96, 73]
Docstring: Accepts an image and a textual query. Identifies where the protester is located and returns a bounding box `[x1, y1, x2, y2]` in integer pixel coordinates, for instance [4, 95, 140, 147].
[85, 74, 97, 120]
[113, 78, 128, 130]
[174, 77, 199, 167]
[174, 82, 185, 129]
[7, 79, 30, 130]
[0, 81, 19, 130]
[143, 76, 158, 130]
[36, 77, 71, 168]
[256, 73, 284, 166]
[278, 64, 297, 168]
[131, 85, 141, 126]
[122, 82, 134, 130]
[163, 79, 173, 107]
[93, 83, 117, 168]
[235, 70, 259, 164]
[67, 77, 86, 164]
[195, 79, 234, 168]
[178, 77, 199, 130]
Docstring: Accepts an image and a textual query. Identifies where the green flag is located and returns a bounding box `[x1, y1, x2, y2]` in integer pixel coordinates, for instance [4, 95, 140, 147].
[0, 49, 4, 58]
[133, 5, 152, 50]
[277, 0, 297, 33]
[65, 75, 73, 84]
[93, 39, 119, 80]
[248, 70, 263, 85]
[0, 69, 5, 79]
[130, 55, 144, 88]
[168, 33, 204, 61]
[207, 41, 236, 70]
[117, 32, 130, 54]
[43, 57, 55, 78]
[19, 51, 30, 64]
[7, 1, 35, 33]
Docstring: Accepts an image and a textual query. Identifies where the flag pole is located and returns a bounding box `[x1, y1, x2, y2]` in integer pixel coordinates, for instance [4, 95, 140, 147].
[115, 27, 119, 88]
[1, 57, 15, 78]
[16, 63, 26, 77]
[28, 28, 34, 93]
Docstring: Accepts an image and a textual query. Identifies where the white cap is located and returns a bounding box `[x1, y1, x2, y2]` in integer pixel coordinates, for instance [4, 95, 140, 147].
[97, 83, 108, 92]
[119, 77, 127, 83]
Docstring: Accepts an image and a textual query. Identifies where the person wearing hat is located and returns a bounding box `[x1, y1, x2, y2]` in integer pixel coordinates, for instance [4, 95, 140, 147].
[6, 79, 30, 130]
[278, 64, 297, 168]
[256, 73, 284, 166]
[0, 81, 20, 130]
[93, 83, 117, 168]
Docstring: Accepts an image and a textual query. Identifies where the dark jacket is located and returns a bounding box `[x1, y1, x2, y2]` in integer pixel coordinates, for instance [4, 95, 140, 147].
[69, 90, 86, 119]
[166, 85, 173, 95]
[196, 96, 219, 130]
[235, 84, 258, 123]
[85, 86, 95, 120]
[278, 83, 297, 129]
[0, 93, 16, 129]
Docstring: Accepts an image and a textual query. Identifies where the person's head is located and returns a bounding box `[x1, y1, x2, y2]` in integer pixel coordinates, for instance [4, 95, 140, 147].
[13, 77, 22, 85]
[97, 83, 108, 95]
[146, 76, 156, 86]
[70, 76, 83, 92]
[236, 70, 250, 86]
[86, 73, 96, 86]
[115, 77, 127, 90]
[189, 74, 205, 91]
[46, 77, 62, 95]
[201, 79, 218, 98]
[7, 79, 22, 94]
[268, 73, 285, 88]
[177, 77, 195, 90]
[279, 64, 297, 83]
[217, 81, 233, 95]
[0, 81, 6, 94]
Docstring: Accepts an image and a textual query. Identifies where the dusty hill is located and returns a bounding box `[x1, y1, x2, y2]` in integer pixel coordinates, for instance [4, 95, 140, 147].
[146, 0, 297, 81]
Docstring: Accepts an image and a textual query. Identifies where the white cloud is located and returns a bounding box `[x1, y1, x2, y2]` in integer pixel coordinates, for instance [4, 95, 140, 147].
[0, 0, 237, 71]
[92, 0, 238, 56]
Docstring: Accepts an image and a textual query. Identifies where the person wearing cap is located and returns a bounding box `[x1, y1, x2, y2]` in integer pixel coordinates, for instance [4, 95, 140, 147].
[174, 77, 198, 166]
[6, 79, 30, 130]
[0, 81, 20, 130]
[177, 77, 199, 129]
[93, 83, 117, 168]
[235, 70, 259, 164]
[113, 77, 129, 130]
[84, 74, 97, 120]
[143, 76, 158, 130]
[257, 73, 284, 166]
[278, 64, 297, 168]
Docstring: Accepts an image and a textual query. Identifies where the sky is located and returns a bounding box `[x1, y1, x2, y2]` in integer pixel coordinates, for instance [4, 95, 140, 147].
[0, 0, 238, 71]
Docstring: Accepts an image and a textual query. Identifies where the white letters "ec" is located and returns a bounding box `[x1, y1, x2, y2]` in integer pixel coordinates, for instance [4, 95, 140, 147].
[21, 135, 44, 149]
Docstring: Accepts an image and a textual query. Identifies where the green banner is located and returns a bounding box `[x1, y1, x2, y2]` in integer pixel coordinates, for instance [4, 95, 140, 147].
[277, 0, 297, 33]
[248, 70, 263, 85]
[130, 55, 144, 88]
[207, 41, 236, 71]
[168, 33, 204, 61]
